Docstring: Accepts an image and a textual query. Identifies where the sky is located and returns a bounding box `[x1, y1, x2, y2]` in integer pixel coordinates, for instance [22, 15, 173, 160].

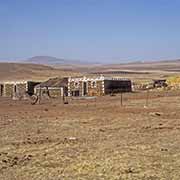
[1, 0, 180, 63]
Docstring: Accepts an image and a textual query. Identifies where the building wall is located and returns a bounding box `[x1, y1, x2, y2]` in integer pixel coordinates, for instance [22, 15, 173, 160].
[16, 83, 27, 96]
[87, 80, 104, 96]
[2, 82, 27, 98]
[69, 81, 84, 96]
[0, 84, 4, 97]
[4, 84, 14, 97]
[68, 76, 132, 96]
[35, 87, 64, 97]
[48, 89, 61, 97]
[104, 80, 132, 94]
[68, 79, 104, 96]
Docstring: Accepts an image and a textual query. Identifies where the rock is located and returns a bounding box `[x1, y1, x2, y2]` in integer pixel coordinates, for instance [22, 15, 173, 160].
[13, 157, 18, 160]
[68, 137, 77, 141]
[149, 112, 162, 116]
[2, 159, 7, 163]
[155, 112, 161, 116]
[124, 167, 134, 174]
[161, 148, 168, 152]
[99, 128, 105, 132]
[81, 121, 88, 124]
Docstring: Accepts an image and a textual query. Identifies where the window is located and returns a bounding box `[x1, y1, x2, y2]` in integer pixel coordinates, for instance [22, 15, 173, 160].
[91, 81, 97, 88]
[14, 85, 17, 93]
[74, 82, 79, 88]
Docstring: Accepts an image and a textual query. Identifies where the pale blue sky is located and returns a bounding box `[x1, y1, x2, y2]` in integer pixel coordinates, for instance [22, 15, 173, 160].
[1, 0, 180, 63]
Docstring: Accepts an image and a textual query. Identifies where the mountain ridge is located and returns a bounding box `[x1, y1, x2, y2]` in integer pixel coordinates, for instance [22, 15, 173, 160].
[24, 56, 100, 65]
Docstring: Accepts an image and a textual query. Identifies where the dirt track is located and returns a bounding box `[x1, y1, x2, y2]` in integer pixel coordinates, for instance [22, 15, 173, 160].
[0, 91, 180, 179]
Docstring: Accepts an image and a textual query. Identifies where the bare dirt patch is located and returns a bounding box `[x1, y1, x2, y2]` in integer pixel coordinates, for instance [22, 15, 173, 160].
[0, 91, 180, 179]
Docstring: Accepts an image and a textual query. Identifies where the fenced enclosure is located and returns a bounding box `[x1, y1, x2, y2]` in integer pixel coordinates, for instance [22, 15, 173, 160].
[10, 89, 179, 109]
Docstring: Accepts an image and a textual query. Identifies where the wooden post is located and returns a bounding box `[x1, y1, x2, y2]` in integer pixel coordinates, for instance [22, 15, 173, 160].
[120, 92, 123, 106]
[38, 86, 41, 104]
[60, 87, 63, 101]
[146, 89, 149, 107]
[63, 87, 68, 104]
[62, 92, 65, 104]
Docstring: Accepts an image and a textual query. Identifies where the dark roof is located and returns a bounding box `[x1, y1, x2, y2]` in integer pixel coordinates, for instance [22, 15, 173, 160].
[36, 77, 68, 88]
[153, 79, 166, 82]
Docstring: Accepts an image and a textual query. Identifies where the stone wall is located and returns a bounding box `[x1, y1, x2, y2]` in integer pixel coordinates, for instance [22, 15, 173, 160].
[4, 84, 14, 97]
[68, 76, 132, 96]
[35, 87, 64, 98]
[69, 80, 104, 96]
[2, 82, 27, 98]
[69, 81, 84, 96]
[87, 80, 104, 96]
[16, 83, 27, 96]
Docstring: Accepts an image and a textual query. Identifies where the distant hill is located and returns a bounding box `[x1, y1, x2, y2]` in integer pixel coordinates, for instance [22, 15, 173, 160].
[94, 59, 180, 73]
[1, 58, 180, 82]
[24, 57, 180, 73]
[125, 59, 180, 65]
[25, 56, 92, 65]
[0, 63, 80, 81]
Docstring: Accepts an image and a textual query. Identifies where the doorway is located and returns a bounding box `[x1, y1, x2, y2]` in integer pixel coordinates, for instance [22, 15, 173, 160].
[83, 82, 88, 96]
[72, 90, 80, 96]
[13, 85, 17, 96]
[0, 85, 4, 96]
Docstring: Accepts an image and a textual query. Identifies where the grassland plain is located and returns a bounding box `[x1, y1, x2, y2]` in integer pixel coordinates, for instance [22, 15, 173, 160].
[0, 91, 180, 179]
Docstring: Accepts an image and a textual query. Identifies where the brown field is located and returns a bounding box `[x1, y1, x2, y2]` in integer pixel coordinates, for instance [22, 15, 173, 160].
[1, 61, 180, 83]
[56, 60, 180, 83]
[1, 61, 180, 179]
[1, 90, 180, 179]
[0, 63, 80, 81]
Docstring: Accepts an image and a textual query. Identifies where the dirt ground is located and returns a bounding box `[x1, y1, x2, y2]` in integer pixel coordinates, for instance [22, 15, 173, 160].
[0, 91, 180, 180]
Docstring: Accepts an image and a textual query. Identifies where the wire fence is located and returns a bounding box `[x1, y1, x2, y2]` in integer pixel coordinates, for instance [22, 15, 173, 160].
[27, 89, 180, 109]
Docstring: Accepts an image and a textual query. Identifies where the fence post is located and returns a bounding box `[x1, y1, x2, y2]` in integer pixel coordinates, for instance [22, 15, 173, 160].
[38, 86, 41, 104]
[63, 92, 65, 104]
[121, 92, 123, 106]
[146, 89, 149, 107]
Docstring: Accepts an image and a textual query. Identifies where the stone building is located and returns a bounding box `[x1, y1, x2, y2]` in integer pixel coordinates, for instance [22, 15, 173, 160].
[0, 81, 41, 98]
[0, 76, 132, 98]
[68, 76, 132, 97]
[34, 77, 68, 97]
[0, 81, 27, 98]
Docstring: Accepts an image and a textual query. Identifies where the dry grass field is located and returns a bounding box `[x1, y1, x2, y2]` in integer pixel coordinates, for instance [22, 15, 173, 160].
[1, 90, 180, 179]
[1, 61, 180, 179]
[0, 61, 179, 84]
[0, 63, 80, 81]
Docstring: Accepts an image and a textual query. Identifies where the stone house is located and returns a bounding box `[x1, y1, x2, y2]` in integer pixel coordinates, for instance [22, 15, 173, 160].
[34, 77, 68, 97]
[68, 76, 132, 97]
[1, 76, 132, 98]
[0, 81, 27, 98]
[0, 81, 41, 98]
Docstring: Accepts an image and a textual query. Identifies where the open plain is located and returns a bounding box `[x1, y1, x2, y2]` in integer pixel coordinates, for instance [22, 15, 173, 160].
[2, 0, 180, 178]
[0, 90, 180, 179]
